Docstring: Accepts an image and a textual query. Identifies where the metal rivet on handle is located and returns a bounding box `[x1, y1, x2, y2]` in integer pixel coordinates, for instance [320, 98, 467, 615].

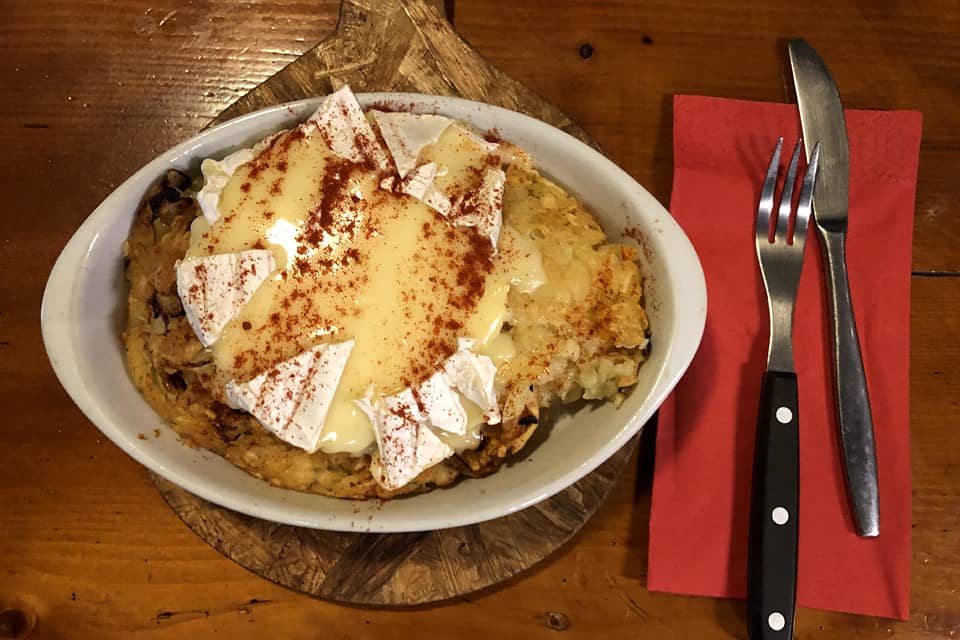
[768, 612, 786, 631]
[776, 407, 793, 424]
[771, 507, 789, 525]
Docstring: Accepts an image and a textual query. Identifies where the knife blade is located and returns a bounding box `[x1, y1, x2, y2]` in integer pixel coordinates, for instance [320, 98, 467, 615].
[788, 38, 880, 538]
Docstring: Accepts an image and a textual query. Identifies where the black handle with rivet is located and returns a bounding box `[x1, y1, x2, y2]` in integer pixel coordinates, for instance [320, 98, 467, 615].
[747, 370, 800, 639]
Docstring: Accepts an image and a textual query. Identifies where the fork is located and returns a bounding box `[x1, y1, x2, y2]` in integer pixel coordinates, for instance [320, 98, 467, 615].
[747, 138, 820, 640]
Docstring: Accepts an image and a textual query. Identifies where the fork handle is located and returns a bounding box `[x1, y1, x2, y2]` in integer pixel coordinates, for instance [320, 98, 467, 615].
[818, 227, 880, 537]
[748, 370, 799, 640]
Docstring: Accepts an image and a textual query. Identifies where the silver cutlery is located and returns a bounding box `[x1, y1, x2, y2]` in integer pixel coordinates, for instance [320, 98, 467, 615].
[748, 138, 820, 640]
[789, 38, 880, 538]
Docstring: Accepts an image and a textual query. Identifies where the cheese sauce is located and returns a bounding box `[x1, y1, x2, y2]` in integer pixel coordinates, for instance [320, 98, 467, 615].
[187, 117, 544, 454]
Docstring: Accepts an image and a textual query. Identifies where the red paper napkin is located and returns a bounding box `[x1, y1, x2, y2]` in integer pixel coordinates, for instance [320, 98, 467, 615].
[647, 95, 922, 620]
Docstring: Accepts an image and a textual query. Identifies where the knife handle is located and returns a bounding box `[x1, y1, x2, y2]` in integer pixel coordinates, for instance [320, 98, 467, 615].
[818, 227, 880, 537]
[748, 370, 799, 640]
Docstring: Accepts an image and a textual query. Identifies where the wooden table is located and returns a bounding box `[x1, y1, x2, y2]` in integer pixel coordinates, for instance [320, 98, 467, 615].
[3, 1, 957, 637]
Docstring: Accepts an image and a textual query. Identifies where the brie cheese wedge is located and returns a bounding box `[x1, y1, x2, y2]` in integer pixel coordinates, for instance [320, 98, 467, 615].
[443, 338, 501, 425]
[175, 250, 276, 347]
[304, 85, 390, 170]
[448, 167, 506, 251]
[357, 387, 456, 491]
[380, 162, 452, 216]
[355, 340, 500, 490]
[225, 340, 355, 453]
[417, 370, 468, 436]
[380, 163, 505, 252]
[371, 111, 452, 179]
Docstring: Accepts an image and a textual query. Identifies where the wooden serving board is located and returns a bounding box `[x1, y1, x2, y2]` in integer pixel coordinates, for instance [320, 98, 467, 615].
[152, 0, 638, 607]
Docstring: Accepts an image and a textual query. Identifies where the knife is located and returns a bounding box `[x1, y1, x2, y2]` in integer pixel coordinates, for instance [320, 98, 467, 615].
[788, 38, 880, 538]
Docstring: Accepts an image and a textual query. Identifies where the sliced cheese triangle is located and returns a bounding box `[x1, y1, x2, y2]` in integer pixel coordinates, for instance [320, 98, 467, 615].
[380, 162, 452, 216]
[357, 388, 454, 491]
[176, 249, 276, 347]
[355, 339, 501, 490]
[372, 111, 452, 179]
[304, 85, 390, 170]
[448, 167, 506, 251]
[225, 340, 355, 453]
[443, 339, 501, 425]
[418, 370, 468, 436]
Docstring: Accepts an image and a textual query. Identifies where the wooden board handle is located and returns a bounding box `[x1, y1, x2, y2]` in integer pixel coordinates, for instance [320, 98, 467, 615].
[214, 0, 590, 147]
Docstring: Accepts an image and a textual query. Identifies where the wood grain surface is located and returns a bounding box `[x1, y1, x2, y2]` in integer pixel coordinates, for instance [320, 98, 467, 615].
[2, 1, 958, 638]
[146, 0, 639, 608]
[153, 444, 633, 607]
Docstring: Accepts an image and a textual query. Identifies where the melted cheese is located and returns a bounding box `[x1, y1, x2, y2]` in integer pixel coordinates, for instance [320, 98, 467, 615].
[185, 113, 544, 456]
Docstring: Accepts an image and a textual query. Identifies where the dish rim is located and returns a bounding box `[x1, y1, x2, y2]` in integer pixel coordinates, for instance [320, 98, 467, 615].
[41, 92, 707, 531]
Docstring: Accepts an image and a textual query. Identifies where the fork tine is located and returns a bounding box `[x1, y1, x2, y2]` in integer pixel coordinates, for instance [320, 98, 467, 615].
[757, 137, 783, 241]
[793, 142, 821, 249]
[775, 139, 803, 243]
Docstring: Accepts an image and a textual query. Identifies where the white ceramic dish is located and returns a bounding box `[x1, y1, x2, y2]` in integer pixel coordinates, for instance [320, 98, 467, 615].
[41, 93, 706, 532]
